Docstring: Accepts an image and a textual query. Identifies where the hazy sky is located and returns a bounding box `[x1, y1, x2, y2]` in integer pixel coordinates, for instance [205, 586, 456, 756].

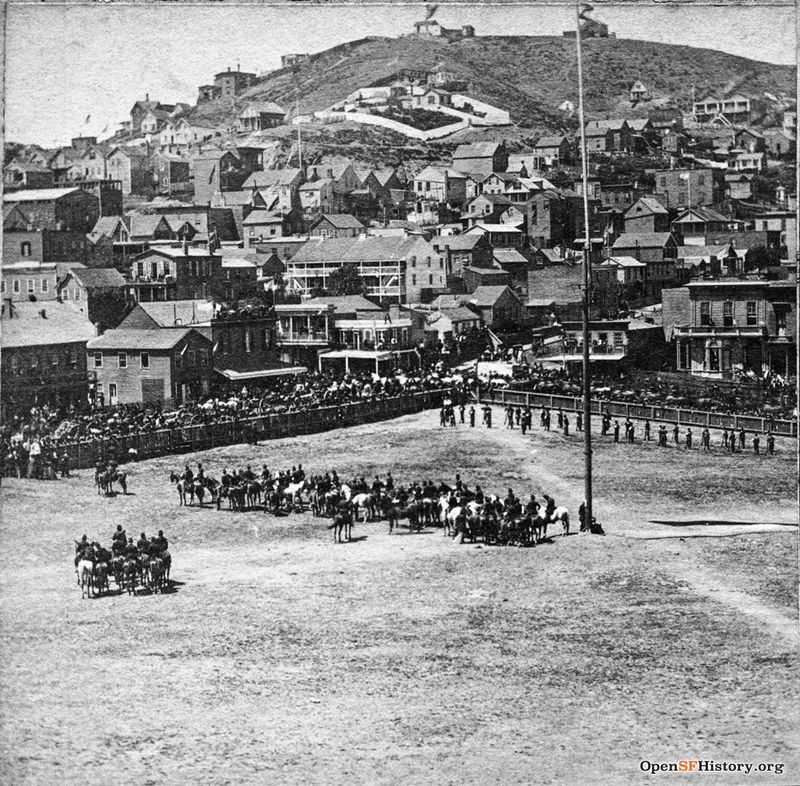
[4, 2, 797, 148]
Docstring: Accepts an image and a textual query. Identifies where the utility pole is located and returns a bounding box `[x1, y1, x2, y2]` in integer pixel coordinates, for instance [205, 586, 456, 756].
[575, 1, 594, 531]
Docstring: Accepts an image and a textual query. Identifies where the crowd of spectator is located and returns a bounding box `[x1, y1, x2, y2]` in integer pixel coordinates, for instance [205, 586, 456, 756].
[1, 366, 471, 477]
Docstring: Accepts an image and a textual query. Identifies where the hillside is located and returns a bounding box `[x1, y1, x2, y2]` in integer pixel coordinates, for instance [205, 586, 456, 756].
[190, 34, 796, 134]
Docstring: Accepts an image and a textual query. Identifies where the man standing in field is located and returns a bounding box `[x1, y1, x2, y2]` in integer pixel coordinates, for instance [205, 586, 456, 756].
[753, 434, 760, 455]
[685, 428, 693, 450]
[469, 406, 475, 427]
[767, 432, 775, 455]
[644, 419, 651, 441]
[701, 428, 711, 452]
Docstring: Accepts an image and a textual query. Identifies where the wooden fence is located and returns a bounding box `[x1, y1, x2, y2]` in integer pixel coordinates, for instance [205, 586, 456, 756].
[477, 387, 797, 437]
[60, 390, 450, 470]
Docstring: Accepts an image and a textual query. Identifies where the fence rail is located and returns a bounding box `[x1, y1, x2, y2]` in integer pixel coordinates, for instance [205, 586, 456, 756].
[478, 388, 797, 437]
[59, 390, 450, 470]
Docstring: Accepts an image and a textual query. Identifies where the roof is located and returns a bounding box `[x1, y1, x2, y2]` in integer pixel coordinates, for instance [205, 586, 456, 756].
[432, 234, 485, 251]
[299, 179, 334, 191]
[626, 197, 668, 217]
[468, 286, 517, 307]
[613, 232, 674, 249]
[138, 246, 216, 259]
[127, 214, 170, 238]
[414, 165, 465, 181]
[242, 168, 302, 189]
[373, 170, 399, 187]
[627, 118, 652, 132]
[107, 145, 149, 159]
[534, 135, 568, 148]
[90, 216, 125, 238]
[586, 119, 628, 133]
[674, 206, 730, 223]
[214, 190, 254, 207]
[304, 295, 382, 313]
[127, 300, 214, 327]
[678, 244, 734, 259]
[289, 235, 437, 265]
[242, 210, 283, 226]
[602, 255, 647, 268]
[467, 223, 522, 234]
[66, 267, 126, 289]
[0, 301, 96, 349]
[87, 328, 202, 351]
[493, 249, 529, 265]
[453, 142, 503, 159]
[3, 187, 82, 203]
[464, 266, 508, 277]
[471, 193, 512, 206]
[311, 214, 365, 230]
[438, 306, 481, 323]
[535, 249, 563, 263]
[240, 101, 285, 116]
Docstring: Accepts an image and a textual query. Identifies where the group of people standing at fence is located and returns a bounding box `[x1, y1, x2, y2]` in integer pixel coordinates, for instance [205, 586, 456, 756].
[470, 402, 779, 458]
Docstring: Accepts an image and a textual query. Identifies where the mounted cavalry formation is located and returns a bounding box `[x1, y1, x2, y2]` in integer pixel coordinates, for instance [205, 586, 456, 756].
[73, 527, 171, 598]
[167, 461, 585, 547]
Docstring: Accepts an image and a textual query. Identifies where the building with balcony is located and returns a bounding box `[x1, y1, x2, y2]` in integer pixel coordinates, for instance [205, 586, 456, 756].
[693, 94, 751, 123]
[285, 235, 446, 303]
[664, 279, 796, 379]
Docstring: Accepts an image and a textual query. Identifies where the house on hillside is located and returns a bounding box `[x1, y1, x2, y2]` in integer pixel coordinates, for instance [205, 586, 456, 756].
[585, 120, 631, 153]
[309, 214, 364, 239]
[671, 206, 731, 245]
[236, 102, 286, 133]
[533, 136, 573, 166]
[412, 167, 467, 205]
[452, 142, 508, 176]
[3, 161, 55, 191]
[465, 285, 523, 328]
[299, 179, 338, 214]
[629, 81, 651, 103]
[624, 197, 670, 234]
[105, 147, 153, 196]
[430, 233, 494, 278]
[611, 232, 679, 297]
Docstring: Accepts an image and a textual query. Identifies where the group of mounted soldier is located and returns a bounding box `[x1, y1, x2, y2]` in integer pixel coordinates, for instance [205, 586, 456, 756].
[74, 525, 171, 597]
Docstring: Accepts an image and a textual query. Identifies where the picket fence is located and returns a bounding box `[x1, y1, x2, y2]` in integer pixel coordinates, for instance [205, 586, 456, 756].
[477, 387, 798, 437]
[60, 390, 451, 470]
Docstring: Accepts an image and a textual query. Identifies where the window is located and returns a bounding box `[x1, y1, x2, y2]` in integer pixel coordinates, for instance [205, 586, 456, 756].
[109, 383, 118, 402]
[30, 353, 39, 369]
[188, 350, 196, 367]
[700, 301, 711, 326]
[51, 352, 59, 367]
[613, 332, 624, 349]
[13, 280, 20, 294]
[118, 352, 127, 368]
[410, 256, 416, 268]
[678, 342, 690, 370]
[708, 347, 720, 372]
[69, 350, 77, 369]
[723, 300, 733, 327]
[21, 242, 31, 257]
[0, 281, 4, 294]
[412, 275, 417, 286]
[746, 301, 757, 326]
[27, 279, 35, 293]
[74, 288, 81, 302]
[141, 352, 150, 369]
[41, 278, 48, 293]
[428, 274, 433, 285]
[245, 330, 252, 353]
[94, 352, 103, 368]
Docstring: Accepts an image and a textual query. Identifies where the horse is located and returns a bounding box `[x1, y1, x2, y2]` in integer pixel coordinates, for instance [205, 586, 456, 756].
[192, 481, 207, 507]
[161, 550, 172, 583]
[123, 558, 139, 595]
[281, 480, 309, 513]
[93, 561, 110, 596]
[329, 509, 353, 543]
[77, 559, 94, 598]
[110, 555, 125, 587]
[169, 471, 189, 506]
[109, 471, 128, 495]
[549, 506, 570, 537]
[351, 492, 376, 523]
[149, 556, 165, 593]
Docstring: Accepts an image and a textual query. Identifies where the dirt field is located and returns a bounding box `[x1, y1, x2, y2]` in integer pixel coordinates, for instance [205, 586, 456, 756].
[1, 408, 797, 785]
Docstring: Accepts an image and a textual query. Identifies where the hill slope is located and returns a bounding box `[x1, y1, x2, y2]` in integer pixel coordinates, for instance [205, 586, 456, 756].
[190, 34, 796, 133]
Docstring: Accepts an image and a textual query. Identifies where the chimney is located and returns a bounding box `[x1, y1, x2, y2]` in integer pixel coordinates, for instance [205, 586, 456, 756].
[146, 92, 149, 102]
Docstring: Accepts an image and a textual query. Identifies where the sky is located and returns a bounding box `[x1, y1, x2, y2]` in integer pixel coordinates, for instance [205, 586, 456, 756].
[4, 2, 797, 148]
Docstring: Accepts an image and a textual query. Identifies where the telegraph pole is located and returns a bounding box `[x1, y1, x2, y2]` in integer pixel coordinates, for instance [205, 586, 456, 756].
[575, 2, 594, 531]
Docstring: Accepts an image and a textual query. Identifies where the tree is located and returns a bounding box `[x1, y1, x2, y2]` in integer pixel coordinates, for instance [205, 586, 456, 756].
[326, 264, 367, 296]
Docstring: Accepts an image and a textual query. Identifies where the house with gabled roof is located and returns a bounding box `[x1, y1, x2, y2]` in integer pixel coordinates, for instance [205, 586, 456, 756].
[532, 135, 573, 166]
[87, 327, 213, 406]
[671, 206, 731, 244]
[236, 102, 286, 133]
[452, 142, 508, 176]
[629, 81, 651, 102]
[612, 231, 679, 297]
[57, 267, 128, 332]
[309, 214, 365, 239]
[585, 119, 631, 153]
[412, 166, 467, 205]
[465, 285, 523, 327]
[624, 197, 670, 234]
[106, 146, 153, 196]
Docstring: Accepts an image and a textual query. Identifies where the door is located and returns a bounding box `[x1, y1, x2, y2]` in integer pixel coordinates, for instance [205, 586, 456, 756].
[109, 383, 118, 406]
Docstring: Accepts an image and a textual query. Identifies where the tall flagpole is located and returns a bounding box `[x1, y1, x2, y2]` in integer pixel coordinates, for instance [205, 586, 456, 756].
[575, 2, 594, 531]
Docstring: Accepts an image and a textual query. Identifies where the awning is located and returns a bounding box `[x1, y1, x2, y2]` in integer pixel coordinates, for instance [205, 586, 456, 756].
[215, 366, 307, 380]
[319, 349, 417, 360]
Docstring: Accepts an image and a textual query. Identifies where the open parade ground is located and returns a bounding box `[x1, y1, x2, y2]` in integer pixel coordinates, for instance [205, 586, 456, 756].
[1, 408, 797, 785]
